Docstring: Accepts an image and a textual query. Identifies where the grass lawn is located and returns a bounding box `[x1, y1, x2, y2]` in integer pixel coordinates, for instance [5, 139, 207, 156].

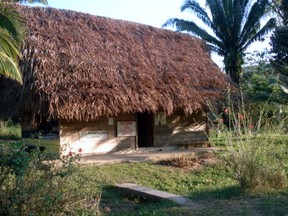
[69, 131, 288, 215]
[72, 160, 288, 215]
[0, 123, 287, 215]
[22, 138, 60, 152]
[0, 122, 59, 153]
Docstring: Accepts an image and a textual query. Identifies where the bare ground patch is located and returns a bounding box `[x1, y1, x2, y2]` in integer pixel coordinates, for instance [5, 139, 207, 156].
[155, 152, 219, 170]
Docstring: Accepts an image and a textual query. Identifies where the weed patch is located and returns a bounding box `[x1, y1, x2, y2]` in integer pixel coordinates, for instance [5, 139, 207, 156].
[0, 121, 21, 140]
[0, 142, 100, 215]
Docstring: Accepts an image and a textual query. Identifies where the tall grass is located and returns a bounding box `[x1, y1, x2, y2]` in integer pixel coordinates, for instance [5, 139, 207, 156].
[209, 97, 288, 190]
[0, 120, 21, 140]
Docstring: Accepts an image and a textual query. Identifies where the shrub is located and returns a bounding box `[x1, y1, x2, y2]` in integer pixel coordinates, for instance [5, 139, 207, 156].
[221, 135, 287, 189]
[211, 101, 288, 190]
[0, 142, 93, 215]
[0, 120, 21, 140]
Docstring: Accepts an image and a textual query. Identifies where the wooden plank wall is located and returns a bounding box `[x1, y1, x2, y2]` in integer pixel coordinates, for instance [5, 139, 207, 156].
[154, 111, 208, 147]
[60, 114, 136, 154]
[22, 111, 208, 154]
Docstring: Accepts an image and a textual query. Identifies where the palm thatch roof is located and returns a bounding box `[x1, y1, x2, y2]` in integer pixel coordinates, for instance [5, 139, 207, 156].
[0, 6, 233, 123]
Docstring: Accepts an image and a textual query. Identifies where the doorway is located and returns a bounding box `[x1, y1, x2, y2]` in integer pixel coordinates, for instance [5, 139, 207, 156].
[137, 112, 154, 147]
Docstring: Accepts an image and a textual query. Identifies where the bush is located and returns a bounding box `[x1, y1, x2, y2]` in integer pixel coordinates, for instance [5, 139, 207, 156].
[209, 96, 288, 191]
[221, 135, 287, 189]
[0, 120, 21, 140]
[0, 142, 91, 215]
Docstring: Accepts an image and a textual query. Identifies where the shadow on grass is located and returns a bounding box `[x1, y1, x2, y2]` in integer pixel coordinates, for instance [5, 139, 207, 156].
[99, 185, 288, 216]
[187, 185, 288, 215]
[99, 185, 192, 216]
[256, 189, 288, 216]
[187, 185, 243, 200]
[0, 135, 21, 140]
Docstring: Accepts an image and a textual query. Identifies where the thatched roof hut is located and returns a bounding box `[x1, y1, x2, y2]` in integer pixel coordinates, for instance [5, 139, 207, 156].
[0, 6, 231, 123]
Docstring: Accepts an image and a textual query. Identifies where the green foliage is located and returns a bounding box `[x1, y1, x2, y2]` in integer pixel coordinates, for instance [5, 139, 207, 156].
[0, 142, 93, 215]
[241, 50, 288, 134]
[0, 120, 21, 139]
[0, 12, 22, 82]
[221, 134, 287, 189]
[270, 0, 288, 85]
[242, 50, 288, 105]
[210, 97, 288, 190]
[0, 139, 285, 215]
[268, 0, 284, 20]
[0, 121, 287, 214]
[0, 3, 22, 82]
[76, 158, 288, 215]
[271, 26, 288, 84]
[0, 0, 48, 83]
[163, 0, 276, 84]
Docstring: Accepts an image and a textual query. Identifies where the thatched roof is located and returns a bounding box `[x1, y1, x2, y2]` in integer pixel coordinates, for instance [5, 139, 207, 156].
[0, 6, 233, 122]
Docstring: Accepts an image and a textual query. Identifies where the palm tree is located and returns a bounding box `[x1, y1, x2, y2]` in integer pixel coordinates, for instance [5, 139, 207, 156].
[271, 0, 288, 85]
[163, 0, 276, 85]
[0, 3, 23, 83]
[0, 0, 47, 83]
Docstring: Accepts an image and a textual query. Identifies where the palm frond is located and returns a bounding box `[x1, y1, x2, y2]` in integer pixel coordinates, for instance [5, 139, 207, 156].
[205, 0, 230, 45]
[182, 0, 228, 43]
[163, 18, 223, 51]
[242, 18, 276, 51]
[208, 44, 226, 56]
[231, 0, 244, 46]
[0, 3, 25, 45]
[0, 29, 19, 59]
[239, 0, 269, 46]
[0, 3, 23, 83]
[163, 0, 273, 84]
[222, 0, 232, 17]
[181, 0, 213, 28]
[0, 52, 22, 83]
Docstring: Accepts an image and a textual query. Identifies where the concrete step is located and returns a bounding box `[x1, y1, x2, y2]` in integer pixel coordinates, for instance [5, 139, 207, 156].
[115, 183, 196, 206]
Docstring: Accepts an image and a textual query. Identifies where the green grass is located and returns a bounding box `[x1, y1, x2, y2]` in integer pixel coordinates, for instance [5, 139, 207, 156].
[74, 162, 236, 199]
[0, 123, 21, 140]
[65, 161, 287, 215]
[1, 122, 288, 215]
[0, 122, 59, 152]
[210, 132, 288, 147]
[22, 138, 59, 152]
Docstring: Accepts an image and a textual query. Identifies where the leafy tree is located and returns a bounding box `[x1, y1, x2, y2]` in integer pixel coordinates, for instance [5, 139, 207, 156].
[268, 0, 283, 19]
[271, 0, 288, 85]
[163, 0, 276, 85]
[268, 0, 286, 21]
[242, 51, 288, 105]
[0, 3, 23, 83]
[241, 50, 288, 130]
[0, 0, 47, 83]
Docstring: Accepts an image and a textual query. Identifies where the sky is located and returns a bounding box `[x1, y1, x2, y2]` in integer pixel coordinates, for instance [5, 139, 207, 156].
[47, 0, 191, 28]
[29, 0, 271, 69]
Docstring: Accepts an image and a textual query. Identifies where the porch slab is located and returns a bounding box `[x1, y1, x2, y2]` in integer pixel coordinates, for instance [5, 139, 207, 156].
[79, 147, 219, 165]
